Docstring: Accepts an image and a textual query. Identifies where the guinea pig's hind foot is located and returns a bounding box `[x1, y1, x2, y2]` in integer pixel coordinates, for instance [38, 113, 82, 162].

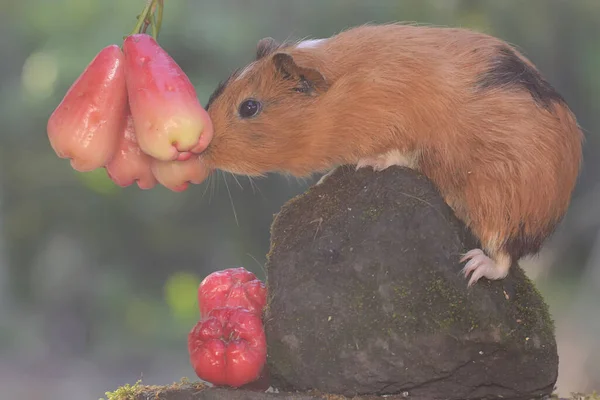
[459, 249, 510, 287]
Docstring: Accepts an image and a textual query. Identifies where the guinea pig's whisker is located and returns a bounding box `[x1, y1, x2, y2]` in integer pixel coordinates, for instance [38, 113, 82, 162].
[209, 172, 217, 204]
[200, 173, 212, 203]
[230, 172, 243, 190]
[246, 252, 267, 278]
[248, 176, 266, 200]
[247, 176, 256, 195]
[221, 170, 239, 227]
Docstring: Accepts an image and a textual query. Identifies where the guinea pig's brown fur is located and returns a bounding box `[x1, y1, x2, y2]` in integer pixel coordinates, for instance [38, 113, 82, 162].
[201, 23, 584, 286]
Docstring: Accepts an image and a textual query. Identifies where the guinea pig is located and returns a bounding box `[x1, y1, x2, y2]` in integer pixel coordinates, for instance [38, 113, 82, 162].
[200, 23, 584, 287]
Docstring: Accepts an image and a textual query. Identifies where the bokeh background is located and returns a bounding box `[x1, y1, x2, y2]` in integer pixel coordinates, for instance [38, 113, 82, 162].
[0, 0, 598, 398]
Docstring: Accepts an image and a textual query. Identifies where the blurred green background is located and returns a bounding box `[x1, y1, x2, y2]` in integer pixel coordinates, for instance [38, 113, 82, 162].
[0, 1, 598, 398]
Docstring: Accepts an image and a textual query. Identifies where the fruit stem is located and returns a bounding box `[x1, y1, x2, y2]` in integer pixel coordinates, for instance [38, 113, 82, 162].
[128, 0, 164, 39]
[151, 14, 158, 39]
[152, 0, 164, 40]
[129, 0, 154, 36]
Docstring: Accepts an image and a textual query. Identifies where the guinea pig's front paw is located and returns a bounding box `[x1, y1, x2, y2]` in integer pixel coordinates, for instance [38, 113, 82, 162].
[460, 249, 510, 287]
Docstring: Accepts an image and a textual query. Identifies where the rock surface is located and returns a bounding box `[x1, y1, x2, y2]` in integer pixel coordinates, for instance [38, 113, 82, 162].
[104, 379, 579, 400]
[264, 166, 558, 400]
[125, 382, 557, 400]
[121, 380, 459, 400]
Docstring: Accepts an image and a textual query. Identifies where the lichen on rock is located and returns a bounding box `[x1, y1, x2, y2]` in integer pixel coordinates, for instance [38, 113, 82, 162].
[264, 165, 558, 400]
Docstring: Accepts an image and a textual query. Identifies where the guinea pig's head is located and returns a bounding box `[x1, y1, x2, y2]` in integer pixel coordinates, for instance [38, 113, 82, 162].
[201, 37, 330, 177]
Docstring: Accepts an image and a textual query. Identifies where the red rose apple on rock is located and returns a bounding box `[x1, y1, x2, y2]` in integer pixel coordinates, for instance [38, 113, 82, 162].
[188, 307, 267, 387]
[198, 267, 267, 318]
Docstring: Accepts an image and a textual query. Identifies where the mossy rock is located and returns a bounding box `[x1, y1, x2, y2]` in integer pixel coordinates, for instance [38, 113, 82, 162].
[101, 379, 598, 400]
[264, 166, 558, 399]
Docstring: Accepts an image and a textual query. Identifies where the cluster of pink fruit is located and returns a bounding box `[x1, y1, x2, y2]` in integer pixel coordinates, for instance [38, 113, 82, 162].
[47, 1, 213, 192]
[47, 1, 269, 388]
[189, 267, 269, 388]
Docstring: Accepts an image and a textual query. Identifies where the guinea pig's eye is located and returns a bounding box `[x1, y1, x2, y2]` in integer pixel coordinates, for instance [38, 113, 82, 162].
[238, 99, 262, 119]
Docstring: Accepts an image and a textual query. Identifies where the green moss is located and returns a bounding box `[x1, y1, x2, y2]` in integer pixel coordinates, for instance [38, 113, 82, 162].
[101, 378, 206, 400]
[361, 206, 382, 221]
[101, 380, 143, 400]
[508, 268, 556, 347]
[314, 261, 486, 351]
[384, 261, 555, 346]
[393, 285, 410, 299]
[424, 275, 480, 333]
[378, 266, 482, 337]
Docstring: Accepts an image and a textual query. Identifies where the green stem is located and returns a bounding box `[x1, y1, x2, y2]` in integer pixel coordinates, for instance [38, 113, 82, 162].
[151, 14, 158, 39]
[123, 0, 165, 44]
[129, 0, 154, 36]
[153, 0, 164, 40]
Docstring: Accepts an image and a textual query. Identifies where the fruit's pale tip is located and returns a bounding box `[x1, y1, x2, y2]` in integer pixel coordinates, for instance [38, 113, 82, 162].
[149, 145, 180, 162]
[172, 139, 191, 153]
[137, 179, 156, 190]
[171, 182, 189, 192]
[115, 181, 133, 188]
[105, 170, 133, 188]
[177, 151, 192, 162]
[70, 158, 95, 172]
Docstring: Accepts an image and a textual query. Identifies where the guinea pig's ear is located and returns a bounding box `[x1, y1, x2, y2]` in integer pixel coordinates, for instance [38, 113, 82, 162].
[256, 37, 281, 60]
[272, 52, 329, 94]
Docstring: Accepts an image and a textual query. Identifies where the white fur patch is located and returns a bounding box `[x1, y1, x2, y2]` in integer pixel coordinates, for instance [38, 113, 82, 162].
[356, 149, 419, 171]
[296, 39, 326, 49]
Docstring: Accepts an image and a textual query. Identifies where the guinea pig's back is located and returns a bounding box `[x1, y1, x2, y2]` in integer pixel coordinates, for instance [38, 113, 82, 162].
[324, 25, 583, 253]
